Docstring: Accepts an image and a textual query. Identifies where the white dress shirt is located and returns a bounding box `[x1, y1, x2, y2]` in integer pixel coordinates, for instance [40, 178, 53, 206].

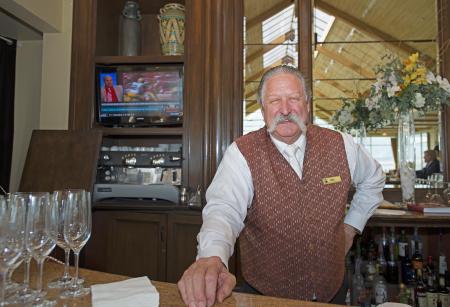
[197, 130, 385, 267]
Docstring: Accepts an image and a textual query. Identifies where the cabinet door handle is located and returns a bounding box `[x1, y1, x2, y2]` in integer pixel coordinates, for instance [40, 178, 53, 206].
[160, 225, 165, 244]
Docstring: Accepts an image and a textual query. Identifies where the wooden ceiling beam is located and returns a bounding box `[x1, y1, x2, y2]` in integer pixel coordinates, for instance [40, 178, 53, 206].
[246, 0, 294, 29]
[315, 0, 433, 62]
[316, 45, 374, 78]
[246, 32, 291, 63]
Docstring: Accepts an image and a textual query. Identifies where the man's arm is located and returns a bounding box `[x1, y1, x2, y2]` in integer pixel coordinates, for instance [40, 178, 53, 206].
[342, 134, 385, 244]
[178, 142, 253, 306]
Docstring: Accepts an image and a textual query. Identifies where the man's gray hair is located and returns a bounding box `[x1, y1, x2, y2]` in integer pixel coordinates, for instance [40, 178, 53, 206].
[257, 65, 309, 106]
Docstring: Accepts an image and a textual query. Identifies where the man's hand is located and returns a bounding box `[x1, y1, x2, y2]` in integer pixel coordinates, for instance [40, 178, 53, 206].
[344, 224, 358, 255]
[177, 256, 236, 307]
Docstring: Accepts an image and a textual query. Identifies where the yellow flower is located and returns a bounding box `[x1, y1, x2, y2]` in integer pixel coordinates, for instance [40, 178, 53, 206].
[403, 75, 411, 87]
[416, 67, 427, 77]
[413, 77, 427, 85]
[409, 52, 419, 63]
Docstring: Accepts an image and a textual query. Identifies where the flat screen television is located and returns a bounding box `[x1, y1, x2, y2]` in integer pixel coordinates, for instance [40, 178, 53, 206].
[95, 64, 183, 127]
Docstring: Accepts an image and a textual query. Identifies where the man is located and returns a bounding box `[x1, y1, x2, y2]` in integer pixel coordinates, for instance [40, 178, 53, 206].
[416, 149, 440, 179]
[177, 65, 385, 306]
[101, 75, 123, 102]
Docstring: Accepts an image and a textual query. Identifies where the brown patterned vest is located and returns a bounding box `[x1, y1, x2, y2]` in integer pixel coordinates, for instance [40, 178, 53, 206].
[235, 125, 351, 302]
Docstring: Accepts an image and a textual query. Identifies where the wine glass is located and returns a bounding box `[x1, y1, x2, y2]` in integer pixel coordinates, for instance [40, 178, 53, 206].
[8, 192, 39, 304]
[26, 192, 57, 306]
[60, 190, 91, 298]
[429, 173, 444, 205]
[47, 190, 83, 289]
[0, 194, 25, 306]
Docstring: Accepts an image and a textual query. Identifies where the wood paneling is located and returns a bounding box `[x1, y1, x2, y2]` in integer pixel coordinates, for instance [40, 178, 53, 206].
[69, 0, 97, 130]
[19, 130, 101, 192]
[183, 0, 243, 188]
[298, 0, 313, 122]
[166, 214, 202, 282]
[438, 0, 450, 181]
[106, 212, 167, 281]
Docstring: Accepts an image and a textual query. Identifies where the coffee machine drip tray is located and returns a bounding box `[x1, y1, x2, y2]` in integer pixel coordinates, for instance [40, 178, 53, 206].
[93, 183, 180, 204]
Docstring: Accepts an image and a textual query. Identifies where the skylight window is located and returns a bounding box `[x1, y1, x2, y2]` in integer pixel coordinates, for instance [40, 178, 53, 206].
[314, 8, 335, 43]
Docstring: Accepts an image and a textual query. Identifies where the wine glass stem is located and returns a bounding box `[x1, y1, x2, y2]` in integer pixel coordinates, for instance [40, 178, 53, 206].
[23, 257, 31, 288]
[0, 272, 6, 306]
[36, 260, 44, 293]
[73, 252, 80, 287]
[63, 248, 70, 278]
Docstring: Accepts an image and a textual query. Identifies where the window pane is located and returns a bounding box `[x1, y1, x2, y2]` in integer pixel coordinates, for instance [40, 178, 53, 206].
[312, 0, 440, 172]
[243, 0, 299, 134]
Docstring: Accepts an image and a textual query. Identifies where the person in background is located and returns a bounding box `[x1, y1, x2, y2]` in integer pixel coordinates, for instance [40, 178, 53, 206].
[101, 75, 123, 102]
[416, 149, 440, 179]
[177, 65, 385, 306]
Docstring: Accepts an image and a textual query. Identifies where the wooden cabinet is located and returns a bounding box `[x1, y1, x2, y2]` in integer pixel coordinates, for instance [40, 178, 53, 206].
[166, 214, 202, 282]
[106, 212, 167, 280]
[84, 208, 201, 282]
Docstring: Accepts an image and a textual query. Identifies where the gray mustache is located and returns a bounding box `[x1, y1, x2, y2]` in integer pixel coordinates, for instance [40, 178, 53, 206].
[267, 114, 307, 134]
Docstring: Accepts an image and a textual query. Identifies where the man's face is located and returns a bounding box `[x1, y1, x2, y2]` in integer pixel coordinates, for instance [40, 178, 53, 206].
[261, 73, 310, 144]
[104, 76, 113, 88]
[424, 152, 431, 163]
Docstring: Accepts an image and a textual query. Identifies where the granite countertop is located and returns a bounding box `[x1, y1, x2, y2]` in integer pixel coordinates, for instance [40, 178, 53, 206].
[12, 259, 339, 307]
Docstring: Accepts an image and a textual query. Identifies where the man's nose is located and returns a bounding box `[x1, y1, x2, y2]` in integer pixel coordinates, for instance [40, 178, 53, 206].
[278, 98, 290, 114]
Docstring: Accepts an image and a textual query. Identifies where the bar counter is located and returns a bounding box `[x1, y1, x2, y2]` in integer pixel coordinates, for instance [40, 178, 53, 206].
[13, 260, 337, 307]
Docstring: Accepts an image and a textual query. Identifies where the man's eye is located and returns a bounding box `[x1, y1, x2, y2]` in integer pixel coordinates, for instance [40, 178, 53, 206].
[289, 97, 300, 103]
[269, 99, 280, 104]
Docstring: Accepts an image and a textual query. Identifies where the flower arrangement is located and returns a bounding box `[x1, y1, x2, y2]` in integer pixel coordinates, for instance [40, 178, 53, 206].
[365, 52, 450, 117]
[331, 95, 389, 133]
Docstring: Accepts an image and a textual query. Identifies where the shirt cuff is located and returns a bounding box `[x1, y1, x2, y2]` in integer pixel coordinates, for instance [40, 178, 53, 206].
[344, 209, 369, 234]
[197, 244, 231, 270]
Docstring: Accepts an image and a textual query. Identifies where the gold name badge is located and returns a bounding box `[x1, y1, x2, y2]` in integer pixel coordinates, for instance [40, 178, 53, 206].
[322, 176, 342, 185]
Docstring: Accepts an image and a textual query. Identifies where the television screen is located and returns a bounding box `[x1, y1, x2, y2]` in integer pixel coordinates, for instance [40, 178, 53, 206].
[96, 64, 183, 126]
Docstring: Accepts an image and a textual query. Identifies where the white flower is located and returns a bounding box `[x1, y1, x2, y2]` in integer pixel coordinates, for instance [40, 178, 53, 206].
[365, 98, 376, 111]
[387, 84, 400, 97]
[374, 78, 385, 92]
[426, 71, 436, 84]
[414, 93, 426, 108]
[436, 76, 450, 93]
[338, 110, 353, 125]
[388, 72, 398, 85]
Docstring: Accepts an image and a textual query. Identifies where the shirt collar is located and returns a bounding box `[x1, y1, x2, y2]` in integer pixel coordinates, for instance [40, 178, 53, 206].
[270, 133, 306, 154]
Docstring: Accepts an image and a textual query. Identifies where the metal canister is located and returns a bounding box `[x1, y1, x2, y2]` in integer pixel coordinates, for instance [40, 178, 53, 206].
[119, 1, 142, 56]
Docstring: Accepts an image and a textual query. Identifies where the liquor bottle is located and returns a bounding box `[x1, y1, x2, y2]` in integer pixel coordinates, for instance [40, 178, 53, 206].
[374, 265, 388, 305]
[416, 269, 428, 307]
[398, 229, 409, 261]
[411, 227, 423, 261]
[352, 258, 366, 306]
[438, 231, 448, 278]
[387, 229, 399, 283]
[401, 241, 416, 285]
[387, 258, 399, 284]
[377, 237, 387, 278]
[428, 271, 439, 307]
[389, 227, 399, 261]
[438, 276, 450, 307]
[412, 231, 424, 272]
[398, 283, 409, 304]
[426, 256, 436, 282]
[381, 227, 389, 261]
